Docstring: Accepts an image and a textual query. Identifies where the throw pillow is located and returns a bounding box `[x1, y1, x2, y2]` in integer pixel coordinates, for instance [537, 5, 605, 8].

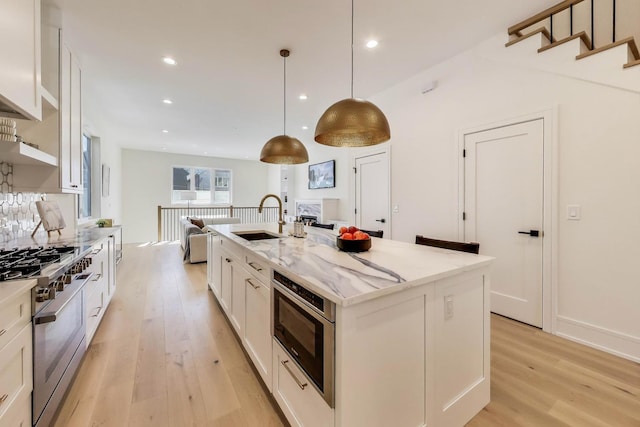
[190, 217, 205, 229]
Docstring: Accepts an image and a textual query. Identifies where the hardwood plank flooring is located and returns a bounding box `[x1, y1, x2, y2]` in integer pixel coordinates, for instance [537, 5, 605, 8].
[53, 242, 640, 426]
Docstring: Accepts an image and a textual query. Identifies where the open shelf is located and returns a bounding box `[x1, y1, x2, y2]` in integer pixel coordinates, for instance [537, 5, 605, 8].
[0, 141, 57, 166]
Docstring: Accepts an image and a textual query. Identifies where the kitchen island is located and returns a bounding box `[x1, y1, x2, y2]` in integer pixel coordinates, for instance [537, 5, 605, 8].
[207, 223, 493, 427]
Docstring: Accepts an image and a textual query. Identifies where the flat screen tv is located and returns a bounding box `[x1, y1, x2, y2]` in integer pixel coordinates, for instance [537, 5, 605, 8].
[308, 160, 335, 189]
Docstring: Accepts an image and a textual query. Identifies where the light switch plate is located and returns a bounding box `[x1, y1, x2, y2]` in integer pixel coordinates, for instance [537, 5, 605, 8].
[567, 204, 581, 220]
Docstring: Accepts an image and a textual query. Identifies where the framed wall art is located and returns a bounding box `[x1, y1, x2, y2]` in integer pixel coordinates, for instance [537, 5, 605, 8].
[308, 160, 335, 189]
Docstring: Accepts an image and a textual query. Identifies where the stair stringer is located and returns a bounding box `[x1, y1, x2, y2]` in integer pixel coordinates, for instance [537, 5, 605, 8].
[477, 32, 640, 94]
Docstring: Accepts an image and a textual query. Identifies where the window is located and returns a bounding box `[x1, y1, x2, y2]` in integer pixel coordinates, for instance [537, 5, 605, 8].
[78, 134, 101, 221]
[78, 134, 92, 219]
[172, 166, 232, 205]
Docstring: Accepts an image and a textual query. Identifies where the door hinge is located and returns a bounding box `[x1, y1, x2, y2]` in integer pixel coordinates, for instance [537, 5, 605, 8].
[354, 208, 357, 214]
[353, 167, 357, 173]
[462, 212, 467, 220]
[463, 149, 466, 158]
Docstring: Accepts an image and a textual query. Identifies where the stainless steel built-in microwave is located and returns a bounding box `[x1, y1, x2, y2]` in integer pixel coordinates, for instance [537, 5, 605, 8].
[272, 270, 336, 408]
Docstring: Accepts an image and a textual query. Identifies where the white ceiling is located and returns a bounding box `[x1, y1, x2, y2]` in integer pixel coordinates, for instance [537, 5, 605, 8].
[56, 0, 556, 161]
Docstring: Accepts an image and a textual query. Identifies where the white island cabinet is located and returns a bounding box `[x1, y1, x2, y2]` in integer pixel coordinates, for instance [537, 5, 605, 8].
[207, 223, 493, 427]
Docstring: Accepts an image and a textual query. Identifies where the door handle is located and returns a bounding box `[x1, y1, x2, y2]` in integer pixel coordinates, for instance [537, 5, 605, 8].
[518, 230, 540, 237]
[375, 218, 386, 223]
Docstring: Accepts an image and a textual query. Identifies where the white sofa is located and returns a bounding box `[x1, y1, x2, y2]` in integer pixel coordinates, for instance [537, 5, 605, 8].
[180, 217, 241, 263]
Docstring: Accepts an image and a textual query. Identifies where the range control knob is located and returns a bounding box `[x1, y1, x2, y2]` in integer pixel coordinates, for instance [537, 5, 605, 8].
[63, 274, 73, 284]
[55, 280, 64, 291]
[35, 288, 50, 302]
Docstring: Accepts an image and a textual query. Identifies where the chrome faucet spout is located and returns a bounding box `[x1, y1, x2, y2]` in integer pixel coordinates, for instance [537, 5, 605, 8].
[258, 193, 284, 234]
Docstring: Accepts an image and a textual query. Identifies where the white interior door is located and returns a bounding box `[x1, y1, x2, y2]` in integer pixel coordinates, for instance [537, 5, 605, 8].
[354, 151, 390, 237]
[464, 119, 544, 327]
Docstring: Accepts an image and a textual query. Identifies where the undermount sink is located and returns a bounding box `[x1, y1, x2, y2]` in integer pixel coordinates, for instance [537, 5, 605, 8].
[232, 230, 282, 241]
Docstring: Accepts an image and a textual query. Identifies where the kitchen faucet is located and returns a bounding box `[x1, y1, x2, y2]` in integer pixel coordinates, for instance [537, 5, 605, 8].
[258, 194, 284, 234]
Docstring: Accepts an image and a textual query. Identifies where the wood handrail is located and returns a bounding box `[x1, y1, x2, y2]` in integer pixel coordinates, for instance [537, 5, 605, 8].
[508, 0, 585, 35]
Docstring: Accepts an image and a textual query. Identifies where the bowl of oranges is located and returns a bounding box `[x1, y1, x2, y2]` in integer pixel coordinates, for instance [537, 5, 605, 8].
[336, 226, 371, 252]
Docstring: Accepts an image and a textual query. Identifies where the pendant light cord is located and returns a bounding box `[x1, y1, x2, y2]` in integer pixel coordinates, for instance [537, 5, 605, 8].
[351, 0, 354, 98]
[283, 54, 287, 135]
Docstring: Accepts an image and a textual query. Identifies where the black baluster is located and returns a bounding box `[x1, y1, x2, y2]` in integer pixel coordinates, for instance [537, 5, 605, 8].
[550, 14, 554, 42]
[612, 0, 616, 43]
[570, 4, 574, 35]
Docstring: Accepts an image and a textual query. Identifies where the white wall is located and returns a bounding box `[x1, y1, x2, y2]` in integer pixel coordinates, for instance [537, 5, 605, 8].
[288, 142, 352, 221]
[121, 149, 270, 243]
[368, 34, 640, 360]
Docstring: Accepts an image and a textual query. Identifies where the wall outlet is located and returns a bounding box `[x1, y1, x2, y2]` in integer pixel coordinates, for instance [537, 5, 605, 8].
[393, 204, 399, 213]
[444, 295, 454, 320]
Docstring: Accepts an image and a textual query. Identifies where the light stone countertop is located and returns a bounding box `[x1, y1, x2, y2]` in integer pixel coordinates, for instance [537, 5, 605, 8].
[208, 223, 494, 306]
[0, 226, 121, 251]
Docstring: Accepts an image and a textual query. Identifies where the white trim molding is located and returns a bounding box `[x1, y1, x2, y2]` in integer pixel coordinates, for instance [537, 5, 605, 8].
[556, 316, 640, 363]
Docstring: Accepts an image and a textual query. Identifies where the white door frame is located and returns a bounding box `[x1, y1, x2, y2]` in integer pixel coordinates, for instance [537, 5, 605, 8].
[457, 108, 558, 333]
[350, 145, 392, 237]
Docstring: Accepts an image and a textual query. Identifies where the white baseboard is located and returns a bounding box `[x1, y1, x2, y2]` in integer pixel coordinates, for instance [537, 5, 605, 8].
[555, 316, 640, 363]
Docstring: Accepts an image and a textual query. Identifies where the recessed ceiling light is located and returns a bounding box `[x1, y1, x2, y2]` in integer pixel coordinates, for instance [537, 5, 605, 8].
[204, 151, 208, 155]
[162, 99, 173, 104]
[299, 94, 308, 100]
[162, 129, 169, 133]
[162, 147, 167, 150]
[366, 40, 379, 49]
[302, 126, 309, 130]
[162, 56, 177, 65]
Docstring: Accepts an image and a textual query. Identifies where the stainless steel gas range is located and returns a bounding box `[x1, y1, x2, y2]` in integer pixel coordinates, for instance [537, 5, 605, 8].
[0, 245, 94, 427]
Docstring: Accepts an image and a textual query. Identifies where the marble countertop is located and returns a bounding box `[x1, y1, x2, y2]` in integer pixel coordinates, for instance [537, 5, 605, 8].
[208, 223, 493, 306]
[0, 226, 121, 250]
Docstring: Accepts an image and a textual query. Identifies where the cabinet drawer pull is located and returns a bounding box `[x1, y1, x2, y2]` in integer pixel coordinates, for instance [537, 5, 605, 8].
[246, 278, 260, 290]
[0, 329, 6, 337]
[71, 184, 78, 188]
[91, 273, 103, 282]
[281, 360, 308, 390]
[248, 262, 263, 272]
[91, 306, 103, 318]
[0, 394, 8, 405]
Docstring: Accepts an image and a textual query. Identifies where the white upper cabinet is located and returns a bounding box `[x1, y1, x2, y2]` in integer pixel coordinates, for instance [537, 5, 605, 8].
[0, 0, 42, 121]
[12, 29, 84, 193]
[59, 40, 82, 192]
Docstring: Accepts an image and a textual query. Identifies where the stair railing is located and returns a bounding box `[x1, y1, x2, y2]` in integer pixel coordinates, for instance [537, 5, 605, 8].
[508, 0, 622, 50]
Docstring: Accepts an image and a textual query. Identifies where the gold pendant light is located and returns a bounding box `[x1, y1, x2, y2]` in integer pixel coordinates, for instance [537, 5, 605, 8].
[260, 49, 309, 164]
[314, 0, 390, 147]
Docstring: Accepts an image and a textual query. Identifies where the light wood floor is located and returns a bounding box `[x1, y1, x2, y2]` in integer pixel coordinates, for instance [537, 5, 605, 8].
[53, 242, 640, 427]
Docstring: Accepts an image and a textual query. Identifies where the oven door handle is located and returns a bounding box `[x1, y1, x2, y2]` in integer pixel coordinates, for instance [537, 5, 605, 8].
[34, 272, 92, 324]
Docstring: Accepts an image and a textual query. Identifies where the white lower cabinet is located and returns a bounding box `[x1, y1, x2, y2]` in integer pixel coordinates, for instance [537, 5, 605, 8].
[85, 277, 106, 345]
[84, 237, 118, 346]
[230, 260, 247, 336]
[244, 274, 272, 391]
[0, 394, 30, 427]
[0, 323, 33, 424]
[219, 249, 233, 314]
[272, 341, 334, 427]
[207, 233, 222, 297]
